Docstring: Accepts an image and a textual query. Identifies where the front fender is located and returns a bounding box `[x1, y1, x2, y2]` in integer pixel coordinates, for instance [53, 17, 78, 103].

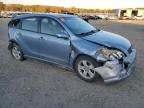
[69, 36, 103, 67]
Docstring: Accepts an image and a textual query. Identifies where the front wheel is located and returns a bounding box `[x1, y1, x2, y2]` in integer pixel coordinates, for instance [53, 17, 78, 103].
[74, 56, 98, 82]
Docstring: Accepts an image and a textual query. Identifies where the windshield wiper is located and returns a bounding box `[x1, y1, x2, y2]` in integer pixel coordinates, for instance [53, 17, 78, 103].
[77, 29, 100, 36]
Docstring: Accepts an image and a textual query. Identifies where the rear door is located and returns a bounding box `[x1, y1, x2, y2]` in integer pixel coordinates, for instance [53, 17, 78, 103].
[17, 17, 43, 57]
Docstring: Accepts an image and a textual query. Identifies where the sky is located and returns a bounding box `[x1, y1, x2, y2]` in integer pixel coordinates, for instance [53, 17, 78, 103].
[1, 0, 144, 9]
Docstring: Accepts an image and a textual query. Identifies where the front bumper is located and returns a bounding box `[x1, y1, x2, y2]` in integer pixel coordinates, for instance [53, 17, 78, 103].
[94, 49, 136, 83]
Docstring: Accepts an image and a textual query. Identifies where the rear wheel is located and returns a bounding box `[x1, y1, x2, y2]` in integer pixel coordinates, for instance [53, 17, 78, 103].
[74, 56, 98, 82]
[11, 43, 24, 61]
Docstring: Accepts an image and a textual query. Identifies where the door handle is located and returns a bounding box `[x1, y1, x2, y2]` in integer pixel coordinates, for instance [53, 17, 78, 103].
[17, 32, 22, 36]
[39, 37, 44, 40]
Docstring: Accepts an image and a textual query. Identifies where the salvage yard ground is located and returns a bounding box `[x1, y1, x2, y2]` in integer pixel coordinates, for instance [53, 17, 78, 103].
[111, 19, 144, 25]
[0, 18, 144, 108]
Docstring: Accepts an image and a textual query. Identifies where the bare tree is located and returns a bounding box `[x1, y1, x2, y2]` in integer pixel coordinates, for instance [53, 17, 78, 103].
[0, 2, 114, 14]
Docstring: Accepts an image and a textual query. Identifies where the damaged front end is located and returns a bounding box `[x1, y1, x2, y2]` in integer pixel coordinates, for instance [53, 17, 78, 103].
[94, 48, 136, 83]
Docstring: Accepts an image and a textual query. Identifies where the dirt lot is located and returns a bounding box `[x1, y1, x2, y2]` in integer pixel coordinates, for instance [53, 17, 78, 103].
[111, 19, 144, 25]
[0, 18, 144, 108]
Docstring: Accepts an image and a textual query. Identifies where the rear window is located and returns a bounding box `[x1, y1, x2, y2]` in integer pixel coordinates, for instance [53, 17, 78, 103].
[22, 18, 38, 32]
[8, 19, 21, 28]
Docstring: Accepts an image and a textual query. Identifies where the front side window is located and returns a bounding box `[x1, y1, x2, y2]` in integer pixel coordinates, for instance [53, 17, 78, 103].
[22, 17, 38, 32]
[41, 18, 66, 36]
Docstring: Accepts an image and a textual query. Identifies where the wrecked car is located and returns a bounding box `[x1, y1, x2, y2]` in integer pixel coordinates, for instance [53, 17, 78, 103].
[8, 14, 136, 83]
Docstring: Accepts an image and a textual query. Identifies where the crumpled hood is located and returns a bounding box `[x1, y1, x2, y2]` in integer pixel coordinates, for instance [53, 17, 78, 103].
[82, 30, 131, 53]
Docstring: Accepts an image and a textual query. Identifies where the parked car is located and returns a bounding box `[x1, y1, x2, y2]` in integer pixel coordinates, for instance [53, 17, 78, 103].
[87, 15, 95, 20]
[96, 14, 108, 19]
[7, 13, 14, 18]
[134, 16, 144, 20]
[108, 15, 118, 20]
[122, 16, 130, 20]
[95, 15, 102, 20]
[79, 15, 89, 22]
[1, 13, 8, 18]
[8, 14, 136, 83]
[62, 12, 75, 15]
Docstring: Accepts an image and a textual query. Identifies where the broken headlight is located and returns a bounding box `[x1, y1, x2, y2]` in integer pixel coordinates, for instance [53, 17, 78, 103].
[96, 48, 125, 61]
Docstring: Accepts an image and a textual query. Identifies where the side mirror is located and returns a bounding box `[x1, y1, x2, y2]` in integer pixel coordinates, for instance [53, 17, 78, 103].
[56, 34, 69, 39]
[95, 27, 101, 31]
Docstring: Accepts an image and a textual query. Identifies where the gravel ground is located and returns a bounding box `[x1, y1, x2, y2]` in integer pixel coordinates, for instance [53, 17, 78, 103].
[0, 18, 144, 108]
[111, 19, 144, 25]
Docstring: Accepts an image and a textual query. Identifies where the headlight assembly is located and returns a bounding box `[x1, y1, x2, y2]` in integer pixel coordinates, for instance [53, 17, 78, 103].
[96, 48, 125, 61]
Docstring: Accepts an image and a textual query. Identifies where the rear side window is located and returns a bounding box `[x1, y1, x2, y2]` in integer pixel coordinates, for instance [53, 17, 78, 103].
[22, 18, 38, 32]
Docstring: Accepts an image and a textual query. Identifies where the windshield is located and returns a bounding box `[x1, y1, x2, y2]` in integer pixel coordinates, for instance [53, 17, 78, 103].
[60, 17, 97, 36]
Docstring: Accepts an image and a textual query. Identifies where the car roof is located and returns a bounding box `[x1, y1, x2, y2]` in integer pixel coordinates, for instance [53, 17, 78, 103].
[11, 13, 77, 20]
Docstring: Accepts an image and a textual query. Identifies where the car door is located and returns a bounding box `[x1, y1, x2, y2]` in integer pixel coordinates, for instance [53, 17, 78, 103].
[17, 17, 43, 57]
[39, 17, 71, 65]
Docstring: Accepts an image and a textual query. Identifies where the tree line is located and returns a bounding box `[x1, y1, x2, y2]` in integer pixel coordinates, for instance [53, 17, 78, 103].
[0, 2, 114, 13]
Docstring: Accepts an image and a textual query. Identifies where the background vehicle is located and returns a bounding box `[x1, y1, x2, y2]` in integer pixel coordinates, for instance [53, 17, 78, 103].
[78, 15, 89, 22]
[87, 15, 95, 20]
[134, 16, 144, 20]
[122, 16, 130, 20]
[7, 13, 13, 18]
[95, 15, 102, 20]
[108, 15, 118, 20]
[96, 14, 108, 19]
[62, 12, 75, 15]
[8, 14, 136, 83]
[1, 11, 32, 18]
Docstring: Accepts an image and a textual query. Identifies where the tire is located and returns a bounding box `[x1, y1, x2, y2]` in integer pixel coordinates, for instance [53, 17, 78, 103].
[11, 43, 24, 61]
[74, 56, 99, 82]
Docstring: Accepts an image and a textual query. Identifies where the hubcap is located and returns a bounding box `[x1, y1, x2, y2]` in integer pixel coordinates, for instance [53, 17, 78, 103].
[12, 47, 21, 60]
[78, 60, 95, 79]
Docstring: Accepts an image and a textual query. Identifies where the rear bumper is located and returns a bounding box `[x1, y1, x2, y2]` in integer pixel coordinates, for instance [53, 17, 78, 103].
[94, 49, 136, 83]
